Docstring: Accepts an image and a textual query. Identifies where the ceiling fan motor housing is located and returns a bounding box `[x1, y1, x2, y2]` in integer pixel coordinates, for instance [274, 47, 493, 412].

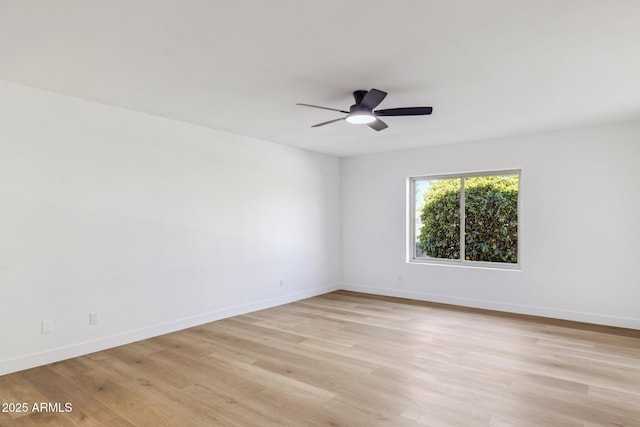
[350, 104, 372, 114]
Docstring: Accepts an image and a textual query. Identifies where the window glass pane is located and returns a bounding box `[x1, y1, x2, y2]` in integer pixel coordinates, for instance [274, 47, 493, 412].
[415, 178, 461, 259]
[464, 175, 519, 263]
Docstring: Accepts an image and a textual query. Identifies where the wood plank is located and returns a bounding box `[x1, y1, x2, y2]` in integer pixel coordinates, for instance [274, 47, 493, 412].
[20, 366, 117, 426]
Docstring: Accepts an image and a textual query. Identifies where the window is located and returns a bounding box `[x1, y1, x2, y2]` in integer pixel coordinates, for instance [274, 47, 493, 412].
[409, 170, 520, 268]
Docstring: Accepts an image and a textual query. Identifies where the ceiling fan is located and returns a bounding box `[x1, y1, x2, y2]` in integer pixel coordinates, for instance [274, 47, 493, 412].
[296, 88, 432, 131]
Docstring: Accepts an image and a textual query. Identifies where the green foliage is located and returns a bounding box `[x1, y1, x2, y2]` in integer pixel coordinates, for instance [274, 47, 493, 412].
[418, 176, 518, 263]
[418, 178, 461, 259]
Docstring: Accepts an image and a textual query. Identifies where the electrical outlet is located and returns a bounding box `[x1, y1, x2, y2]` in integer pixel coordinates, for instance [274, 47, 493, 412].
[41, 320, 53, 334]
[89, 312, 98, 325]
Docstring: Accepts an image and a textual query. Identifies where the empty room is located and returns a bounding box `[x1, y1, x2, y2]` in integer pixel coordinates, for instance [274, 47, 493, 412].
[1, 1, 639, 426]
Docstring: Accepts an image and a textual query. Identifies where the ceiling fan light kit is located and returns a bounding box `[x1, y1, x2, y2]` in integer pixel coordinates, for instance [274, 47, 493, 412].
[346, 113, 376, 124]
[297, 88, 433, 131]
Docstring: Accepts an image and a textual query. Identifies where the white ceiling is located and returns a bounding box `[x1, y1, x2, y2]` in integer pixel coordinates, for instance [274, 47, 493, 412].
[2, 1, 640, 157]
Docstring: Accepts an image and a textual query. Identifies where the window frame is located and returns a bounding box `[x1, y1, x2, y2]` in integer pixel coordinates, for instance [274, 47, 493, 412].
[407, 169, 521, 270]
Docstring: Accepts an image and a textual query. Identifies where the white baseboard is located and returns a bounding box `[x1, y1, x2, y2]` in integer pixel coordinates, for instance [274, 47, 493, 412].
[0, 284, 339, 376]
[340, 283, 640, 330]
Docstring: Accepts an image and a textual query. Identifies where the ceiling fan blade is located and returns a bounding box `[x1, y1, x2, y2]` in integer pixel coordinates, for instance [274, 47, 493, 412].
[311, 117, 346, 128]
[296, 103, 349, 114]
[374, 107, 433, 116]
[367, 118, 388, 131]
[360, 89, 387, 110]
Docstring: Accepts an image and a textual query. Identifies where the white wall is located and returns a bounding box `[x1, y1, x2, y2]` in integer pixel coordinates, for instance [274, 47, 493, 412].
[0, 81, 341, 375]
[341, 121, 640, 329]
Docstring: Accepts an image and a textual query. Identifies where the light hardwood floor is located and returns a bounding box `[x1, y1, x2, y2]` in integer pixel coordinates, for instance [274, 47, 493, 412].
[1, 291, 639, 426]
